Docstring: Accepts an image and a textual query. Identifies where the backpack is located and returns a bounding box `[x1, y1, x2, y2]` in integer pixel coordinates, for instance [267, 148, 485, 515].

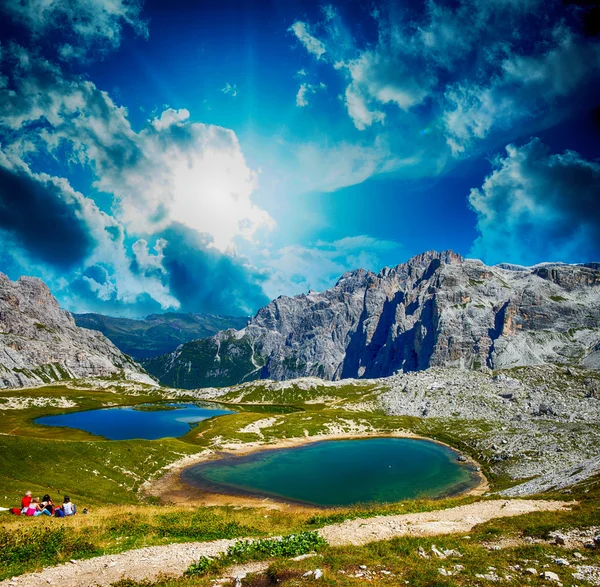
[10, 508, 21, 516]
[55, 508, 65, 518]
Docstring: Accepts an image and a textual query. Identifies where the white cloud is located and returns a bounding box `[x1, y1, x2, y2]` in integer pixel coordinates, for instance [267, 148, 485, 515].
[1, 0, 147, 60]
[290, 0, 600, 164]
[221, 82, 238, 97]
[294, 138, 407, 193]
[132, 238, 167, 275]
[340, 50, 434, 130]
[295, 82, 326, 107]
[444, 29, 600, 154]
[469, 138, 600, 265]
[289, 21, 327, 59]
[0, 51, 274, 252]
[150, 108, 190, 131]
[262, 235, 401, 299]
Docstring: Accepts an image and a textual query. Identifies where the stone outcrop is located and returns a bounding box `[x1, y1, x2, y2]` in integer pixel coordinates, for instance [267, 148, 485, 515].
[144, 250, 600, 388]
[0, 273, 153, 388]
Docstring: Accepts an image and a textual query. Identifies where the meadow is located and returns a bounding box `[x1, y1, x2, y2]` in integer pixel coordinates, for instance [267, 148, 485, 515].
[1, 378, 598, 586]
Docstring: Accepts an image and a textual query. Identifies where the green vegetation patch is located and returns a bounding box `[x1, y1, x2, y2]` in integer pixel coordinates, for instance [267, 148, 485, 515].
[132, 404, 179, 412]
[144, 336, 263, 389]
[0, 526, 98, 579]
[214, 381, 382, 408]
[185, 531, 327, 577]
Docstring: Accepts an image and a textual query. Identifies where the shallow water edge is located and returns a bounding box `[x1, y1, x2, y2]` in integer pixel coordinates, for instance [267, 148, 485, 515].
[181, 437, 482, 507]
[144, 432, 489, 510]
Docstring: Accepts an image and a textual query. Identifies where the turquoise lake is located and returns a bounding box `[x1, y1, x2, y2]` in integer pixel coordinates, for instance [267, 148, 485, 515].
[34, 403, 235, 440]
[182, 437, 479, 506]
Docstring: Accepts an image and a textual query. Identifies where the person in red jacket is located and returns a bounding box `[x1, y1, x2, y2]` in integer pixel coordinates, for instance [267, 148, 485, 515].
[20, 491, 32, 513]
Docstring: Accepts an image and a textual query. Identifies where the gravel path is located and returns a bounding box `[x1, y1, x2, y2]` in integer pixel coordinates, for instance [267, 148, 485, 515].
[319, 499, 569, 546]
[1, 499, 570, 587]
[2, 539, 238, 587]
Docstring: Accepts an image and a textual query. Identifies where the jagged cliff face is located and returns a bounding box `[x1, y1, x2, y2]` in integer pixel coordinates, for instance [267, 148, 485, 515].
[144, 251, 600, 388]
[0, 273, 153, 388]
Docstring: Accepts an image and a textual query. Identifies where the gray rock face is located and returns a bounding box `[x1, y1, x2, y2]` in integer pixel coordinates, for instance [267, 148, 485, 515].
[0, 273, 152, 388]
[147, 250, 600, 388]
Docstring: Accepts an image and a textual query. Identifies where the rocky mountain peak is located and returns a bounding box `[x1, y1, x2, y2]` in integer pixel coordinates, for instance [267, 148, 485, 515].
[395, 248, 464, 271]
[0, 272, 153, 388]
[144, 251, 600, 389]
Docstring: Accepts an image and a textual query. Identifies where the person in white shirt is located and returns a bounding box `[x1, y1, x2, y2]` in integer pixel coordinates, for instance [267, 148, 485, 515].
[61, 496, 76, 516]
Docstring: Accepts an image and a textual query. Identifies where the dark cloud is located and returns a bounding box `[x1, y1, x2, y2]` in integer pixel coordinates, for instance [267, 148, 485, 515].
[83, 264, 110, 284]
[0, 165, 95, 269]
[60, 223, 270, 318]
[159, 223, 270, 316]
[469, 138, 600, 265]
[68, 275, 166, 318]
[0, 0, 147, 62]
[565, 0, 600, 37]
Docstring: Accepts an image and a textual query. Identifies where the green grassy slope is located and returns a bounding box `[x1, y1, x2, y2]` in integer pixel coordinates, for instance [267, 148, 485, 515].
[2, 377, 599, 585]
[143, 334, 264, 388]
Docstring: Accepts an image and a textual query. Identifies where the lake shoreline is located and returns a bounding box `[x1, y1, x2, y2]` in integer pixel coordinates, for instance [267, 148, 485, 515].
[144, 431, 489, 510]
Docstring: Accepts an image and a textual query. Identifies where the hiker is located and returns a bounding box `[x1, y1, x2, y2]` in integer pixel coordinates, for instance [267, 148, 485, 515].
[26, 497, 51, 516]
[55, 496, 77, 517]
[20, 491, 32, 513]
[41, 494, 55, 514]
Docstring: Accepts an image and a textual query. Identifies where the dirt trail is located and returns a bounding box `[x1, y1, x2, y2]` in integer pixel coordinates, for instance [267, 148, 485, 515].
[319, 499, 569, 546]
[1, 499, 570, 587]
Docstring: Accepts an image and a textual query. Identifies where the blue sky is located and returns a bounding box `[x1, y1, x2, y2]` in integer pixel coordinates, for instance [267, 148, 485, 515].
[0, 0, 599, 317]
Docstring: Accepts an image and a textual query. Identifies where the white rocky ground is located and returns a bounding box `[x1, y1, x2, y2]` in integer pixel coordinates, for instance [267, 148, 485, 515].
[0, 395, 77, 409]
[379, 365, 600, 494]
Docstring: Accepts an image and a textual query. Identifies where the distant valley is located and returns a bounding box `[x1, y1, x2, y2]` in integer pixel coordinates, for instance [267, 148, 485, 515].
[74, 312, 249, 359]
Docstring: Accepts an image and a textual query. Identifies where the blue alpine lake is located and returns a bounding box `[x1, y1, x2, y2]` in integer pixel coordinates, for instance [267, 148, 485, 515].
[182, 437, 480, 507]
[34, 402, 235, 440]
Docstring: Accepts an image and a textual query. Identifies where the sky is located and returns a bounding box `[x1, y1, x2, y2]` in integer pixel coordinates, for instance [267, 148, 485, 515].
[0, 0, 599, 318]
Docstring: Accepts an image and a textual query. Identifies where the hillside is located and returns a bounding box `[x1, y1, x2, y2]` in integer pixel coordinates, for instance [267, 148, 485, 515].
[74, 312, 248, 359]
[144, 250, 600, 388]
[0, 273, 153, 388]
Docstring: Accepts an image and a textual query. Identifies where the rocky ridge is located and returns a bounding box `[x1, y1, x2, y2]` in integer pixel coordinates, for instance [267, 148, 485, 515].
[379, 365, 600, 492]
[0, 273, 153, 388]
[145, 250, 600, 388]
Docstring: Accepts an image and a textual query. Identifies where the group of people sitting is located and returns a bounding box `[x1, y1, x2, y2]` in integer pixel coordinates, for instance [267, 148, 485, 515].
[16, 491, 77, 517]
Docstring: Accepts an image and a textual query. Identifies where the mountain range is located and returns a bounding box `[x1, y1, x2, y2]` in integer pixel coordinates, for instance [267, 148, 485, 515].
[2, 250, 600, 391]
[143, 250, 600, 388]
[73, 312, 248, 359]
